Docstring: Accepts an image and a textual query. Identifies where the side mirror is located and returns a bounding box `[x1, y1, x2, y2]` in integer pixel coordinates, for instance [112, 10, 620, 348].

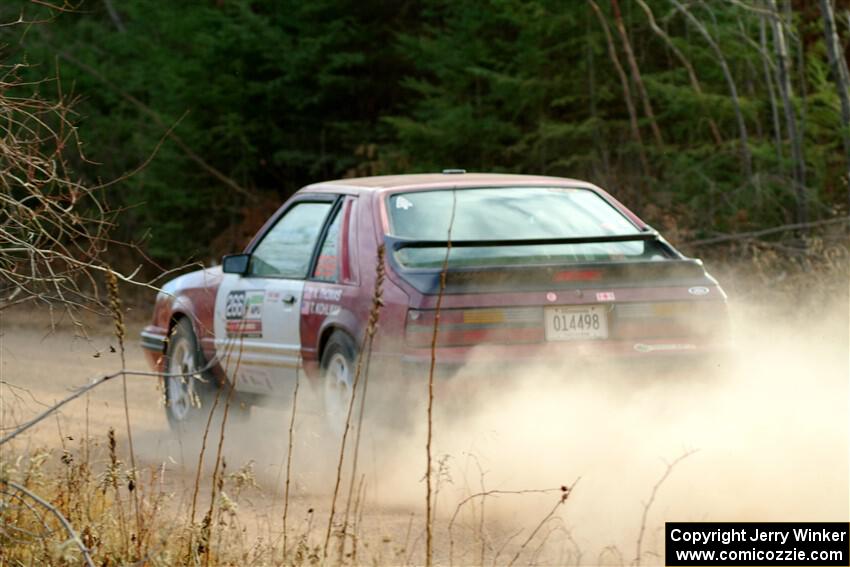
[222, 253, 250, 275]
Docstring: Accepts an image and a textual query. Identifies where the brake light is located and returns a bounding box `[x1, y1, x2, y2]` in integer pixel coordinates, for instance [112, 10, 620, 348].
[614, 301, 728, 339]
[553, 269, 602, 282]
[405, 307, 543, 347]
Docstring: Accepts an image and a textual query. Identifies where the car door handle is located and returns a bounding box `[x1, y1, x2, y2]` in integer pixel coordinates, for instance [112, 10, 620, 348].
[282, 294, 296, 304]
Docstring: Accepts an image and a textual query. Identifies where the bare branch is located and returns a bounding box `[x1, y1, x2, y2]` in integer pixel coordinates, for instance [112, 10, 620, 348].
[0, 361, 219, 447]
[55, 49, 256, 200]
[506, 480, 579, 567]
[685, 215, 850, 246]
[634, 451, 697, 565]
[2, 480, 96, 567]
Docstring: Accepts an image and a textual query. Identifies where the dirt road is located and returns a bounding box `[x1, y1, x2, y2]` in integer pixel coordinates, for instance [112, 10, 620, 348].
[0, 309, 164, 450]
[2, 299, 848, 565]
[0, 306, 331, 503]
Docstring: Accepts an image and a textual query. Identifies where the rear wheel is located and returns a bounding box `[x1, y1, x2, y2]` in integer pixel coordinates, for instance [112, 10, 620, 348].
[164, 318, 218, 430]
[319, 332, 414, 435]
[320, 332, 357, 433]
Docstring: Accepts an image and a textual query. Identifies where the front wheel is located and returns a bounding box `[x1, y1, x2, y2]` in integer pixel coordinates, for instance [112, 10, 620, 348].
[163, 318, 218, 430]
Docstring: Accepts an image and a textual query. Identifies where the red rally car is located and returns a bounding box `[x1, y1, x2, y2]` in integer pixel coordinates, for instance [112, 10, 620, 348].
[141, 172, 728, 428]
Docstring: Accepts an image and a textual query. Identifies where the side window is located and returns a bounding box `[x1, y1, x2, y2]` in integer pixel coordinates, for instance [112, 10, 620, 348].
[251, 202, 332, 278]
[313, 206, 342, 282]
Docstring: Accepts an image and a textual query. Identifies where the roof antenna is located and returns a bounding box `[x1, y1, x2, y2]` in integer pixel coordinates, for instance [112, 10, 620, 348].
[441, 169, 466, 174]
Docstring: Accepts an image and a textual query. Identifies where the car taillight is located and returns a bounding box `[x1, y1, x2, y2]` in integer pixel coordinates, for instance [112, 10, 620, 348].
[405, 307, 544, 347]
[613, 301, 728, 339]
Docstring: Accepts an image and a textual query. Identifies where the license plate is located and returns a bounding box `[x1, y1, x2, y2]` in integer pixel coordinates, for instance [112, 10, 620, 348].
[544, 305, 608, 341]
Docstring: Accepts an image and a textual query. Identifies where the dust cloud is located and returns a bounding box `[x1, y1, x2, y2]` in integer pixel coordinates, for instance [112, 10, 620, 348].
[192, 289, 848, 565]
[2, 284, 846, 565]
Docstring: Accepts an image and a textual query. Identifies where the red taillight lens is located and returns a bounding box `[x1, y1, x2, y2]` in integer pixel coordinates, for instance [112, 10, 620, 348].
[613, 301, 729, 339]
[405, 307, 543, 347]
[552, 269, 602, 282]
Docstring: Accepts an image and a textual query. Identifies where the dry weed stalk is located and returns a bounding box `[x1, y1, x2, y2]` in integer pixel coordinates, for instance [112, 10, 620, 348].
[188, 329, 248, 544]
[106, 269, 141, 553]
[103, 427, 129, 556]
[339, 249, 387, 562]
[187, 380, 223, 563]
[491, 527, 526, 566]
[200, 336, 246, 567]
[349, 474, 366, 565]
[281, 365, 300, 562]
[633, 450, 697, 566]
[506, 480, 578, 567]
[425, 190, 456, 567]
[323, 243, 386, 560]
[447, 485, 563, 566]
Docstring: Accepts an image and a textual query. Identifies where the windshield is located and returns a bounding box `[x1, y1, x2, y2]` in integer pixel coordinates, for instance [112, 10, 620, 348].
[386, 187, 668, 268]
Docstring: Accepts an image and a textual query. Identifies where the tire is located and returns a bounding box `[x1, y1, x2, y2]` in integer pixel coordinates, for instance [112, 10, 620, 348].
[163, 318, 219, 430]
[320, 332, 358, 433]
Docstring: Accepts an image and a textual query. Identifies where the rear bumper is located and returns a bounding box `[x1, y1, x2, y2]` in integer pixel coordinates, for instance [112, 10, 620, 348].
[400, 338, 732, 375]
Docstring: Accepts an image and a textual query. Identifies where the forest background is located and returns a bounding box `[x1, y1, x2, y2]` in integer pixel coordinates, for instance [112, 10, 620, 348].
[1, 3, 849, 566]
[2, 0, 849, 270]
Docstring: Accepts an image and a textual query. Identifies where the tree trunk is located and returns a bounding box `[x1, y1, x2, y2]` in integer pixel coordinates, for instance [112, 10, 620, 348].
[819, 0, 850, 208]
[103, 0, 126, 33]
[768, 0, 807, 224]
[791, 2, 809, 192]
[587, 7, 611, 178]
[588, 0, 651, 179]
[610, 0, 663, 147]
[760, 14, 785, 170]
[635, 0, 723, 145]
[669, 0, 753, 178]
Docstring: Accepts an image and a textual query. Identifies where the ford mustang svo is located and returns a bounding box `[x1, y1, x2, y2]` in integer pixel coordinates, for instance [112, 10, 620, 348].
[140, 172, 728, 428]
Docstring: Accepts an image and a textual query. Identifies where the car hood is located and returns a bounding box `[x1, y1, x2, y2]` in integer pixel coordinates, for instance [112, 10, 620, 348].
[160, 265, 223, 297]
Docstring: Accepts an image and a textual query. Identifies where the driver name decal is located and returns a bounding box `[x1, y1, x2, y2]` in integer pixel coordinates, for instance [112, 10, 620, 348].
[302, 286, 343, 316]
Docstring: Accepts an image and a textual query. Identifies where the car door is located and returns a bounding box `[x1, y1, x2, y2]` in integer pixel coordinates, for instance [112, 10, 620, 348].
[300, 197, 356, 359]
[214, 197, 338, 394]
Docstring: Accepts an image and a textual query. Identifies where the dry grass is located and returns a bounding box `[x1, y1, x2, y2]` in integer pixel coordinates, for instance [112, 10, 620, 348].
[0, 435, 282, 566]
[687, 229, 849, 308]
[0, 440, 583, 566]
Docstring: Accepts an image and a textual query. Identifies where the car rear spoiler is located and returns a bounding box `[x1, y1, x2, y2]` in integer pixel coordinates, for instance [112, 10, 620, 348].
[383, 233, 712, 294]
[386, 231, 672, 252]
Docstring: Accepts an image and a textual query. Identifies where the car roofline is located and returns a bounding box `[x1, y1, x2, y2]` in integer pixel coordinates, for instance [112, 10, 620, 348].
[299, 174, 600, 196]
[295, 173, 647, 231]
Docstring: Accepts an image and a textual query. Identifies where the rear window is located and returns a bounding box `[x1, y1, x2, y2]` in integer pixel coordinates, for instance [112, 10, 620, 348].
[387, 187, 667, 268]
